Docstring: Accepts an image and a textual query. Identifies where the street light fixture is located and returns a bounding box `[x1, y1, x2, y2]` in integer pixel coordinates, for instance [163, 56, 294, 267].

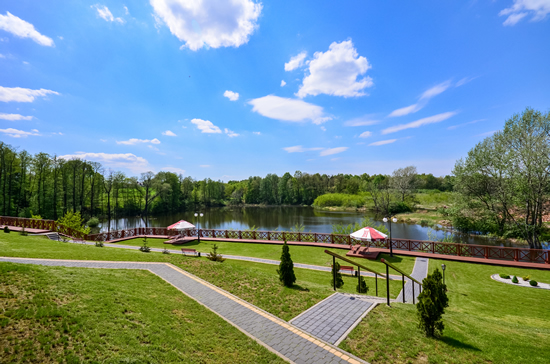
[194, 212, 204, 243]
[441, 263, 446, 286]
[383, 216, 398, 257]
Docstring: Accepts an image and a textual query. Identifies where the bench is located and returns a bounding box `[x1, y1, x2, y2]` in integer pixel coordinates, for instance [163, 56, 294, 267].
[332, 265, 354, 275]
[181, 248, 200, 257]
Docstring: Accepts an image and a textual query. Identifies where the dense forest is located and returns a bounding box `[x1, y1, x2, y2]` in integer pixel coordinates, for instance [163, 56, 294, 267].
[0, 141, 452, 222]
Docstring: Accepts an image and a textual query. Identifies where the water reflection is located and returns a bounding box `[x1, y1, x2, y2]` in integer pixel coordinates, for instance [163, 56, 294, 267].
[96, 206, 516, 247]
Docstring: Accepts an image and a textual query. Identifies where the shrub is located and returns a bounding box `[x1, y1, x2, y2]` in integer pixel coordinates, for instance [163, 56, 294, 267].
[56, 212, 91, 235]
[162, 248, 171, 254]
[3, 226, 10, 233]
[139, 238, 151, 253]
[95, 241, 104, 248]
[522, 275, 530, 281]
[356, 276, 368, 294]
[31, 214, 43, 220]
[331, 261, 344, 289]
[87, 217, 100, 228]
[512, 275, 519, 283]
[277, 241, 296, 287]
[529, 280, 538, 287]
[206, 244, 225, 262]
[20, 226, 28, 236]
[499, 274, 510, 279]
[417, 268, 449, 337]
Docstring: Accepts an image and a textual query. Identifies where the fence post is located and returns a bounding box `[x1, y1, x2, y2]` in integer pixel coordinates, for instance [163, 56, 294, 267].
[225, 230, 229, 239]
[253, 231, 256, 240]
[546, 250, 549, 264]
[239, 230, 242, 240]
[267, 232, 270, 241]
[484, 247, 488, 259]
[283, 232, 286, 242]
[298, 232, 301, 242]
[331, 234, 334, 244]
[514, 249, 519, 262]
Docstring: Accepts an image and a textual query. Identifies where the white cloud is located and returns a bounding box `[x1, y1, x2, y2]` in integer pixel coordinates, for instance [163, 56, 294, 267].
[320, 126, 326, 131]
[249, 95, 331, 125]
[253, 131, 261, 135]
[0, 113, 32, 121]
[284, 51, 307, 71]
[162, 130, 177, 136]
[59, 152, 149, 173]
[280, 80, 286, 87]
[500, 0, 550, 26]
[344, 116, 379, 126]
[382, 111, 457, 134]
[0, 86, 59, 102]
[200, 165, 210, 168]
[283, 146, 323, 153]
[388, 81, 451, 117]
[0, 12, 54, 46]
[92, 5, 124, 23]
[162, 166, 185, 174]
[223, 90, 239, 101]
[475, 130, 497, 137]
[124, 6, 130, 15]
[369, 139, 397, 146]
[191, 118, 222, 133]
[116, 138, 161, 145]
[0, 127, 39, 138]
[448, 119, 485, 130]
[320, 147, 348, 156]
[456, 76, 476, 87]
[150, 0, 262, 51]
[296, 40, 372, 98]
[0, 53, 5, 58]
[225, 128, 239, 137]
[359, 131, 372, 138]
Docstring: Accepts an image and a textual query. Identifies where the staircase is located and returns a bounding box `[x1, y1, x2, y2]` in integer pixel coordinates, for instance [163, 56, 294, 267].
[45, 232, 60, 241]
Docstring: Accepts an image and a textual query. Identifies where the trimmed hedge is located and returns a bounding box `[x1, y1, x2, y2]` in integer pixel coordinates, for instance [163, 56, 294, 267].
[499, 274, 510, 279]
[529, 280, 538, 287]
[512, 275, 519, 283]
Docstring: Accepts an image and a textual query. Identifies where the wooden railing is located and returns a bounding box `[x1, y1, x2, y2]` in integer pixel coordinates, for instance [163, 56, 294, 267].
[2, 215, 549, 265]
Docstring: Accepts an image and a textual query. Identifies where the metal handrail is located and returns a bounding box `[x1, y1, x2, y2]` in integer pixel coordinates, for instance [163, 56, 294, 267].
[380, 258, 423, 285]
[324, 249, 387, 278]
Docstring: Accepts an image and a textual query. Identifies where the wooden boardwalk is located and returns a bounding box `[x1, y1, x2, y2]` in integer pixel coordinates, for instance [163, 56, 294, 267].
[0, 225, 50, 234]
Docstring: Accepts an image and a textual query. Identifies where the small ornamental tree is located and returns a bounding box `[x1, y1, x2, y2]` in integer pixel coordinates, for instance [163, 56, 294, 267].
[356, 276, 368, 294]
[331, 261, 344, 289]
[277, 241, 296, 287]
[56, 211, 91, 236]
[207, 244, 225, 262]
[417, 268, 449, 337]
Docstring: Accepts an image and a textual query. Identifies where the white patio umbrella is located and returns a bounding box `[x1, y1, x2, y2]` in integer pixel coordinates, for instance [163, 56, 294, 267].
[350, 226, 387, 243]
[167, 220, 196, 230]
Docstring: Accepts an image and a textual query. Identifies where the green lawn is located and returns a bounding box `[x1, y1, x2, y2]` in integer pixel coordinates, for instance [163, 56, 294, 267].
[116, 237, 416, 275]
[340, 259, 550, 364]
[0, 262, 284, 364]
[0, 234, 402, 321]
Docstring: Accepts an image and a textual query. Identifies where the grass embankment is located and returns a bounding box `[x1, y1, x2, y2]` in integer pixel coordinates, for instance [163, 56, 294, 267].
[120, 237, 416, 274]
[0, 262, 284, 364]
[340, 259, 550, 364]
[0, 234, 403, 321]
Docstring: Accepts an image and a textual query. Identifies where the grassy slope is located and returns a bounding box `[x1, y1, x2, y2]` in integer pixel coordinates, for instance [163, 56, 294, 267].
[340, 259, 550, 364]
[0, 262, 284, 364]
[0, 234, 402, 321]
[120, 237, 416, 274]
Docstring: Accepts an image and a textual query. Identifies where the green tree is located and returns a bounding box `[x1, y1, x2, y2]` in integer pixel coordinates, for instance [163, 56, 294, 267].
[277, 241, 296, 287]
[356, 276, 368, 294]
[417, 268, 449, 337]
[56, 211, 91, 235]
[331, 261, 344, 289]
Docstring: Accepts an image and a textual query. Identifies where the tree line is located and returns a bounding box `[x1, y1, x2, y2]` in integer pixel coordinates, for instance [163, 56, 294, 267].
[0, 142, 452, 223]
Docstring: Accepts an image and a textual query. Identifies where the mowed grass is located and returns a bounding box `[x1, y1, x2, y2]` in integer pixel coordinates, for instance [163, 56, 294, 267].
[117, 237, 416, 274]
[0, 262, 284, 364]
[340, 259, 550, 364]
[0, 234, 402, 321]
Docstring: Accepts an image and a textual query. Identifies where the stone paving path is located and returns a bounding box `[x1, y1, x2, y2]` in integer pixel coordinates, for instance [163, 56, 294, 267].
[0, 256, 368, 364]
[68, 239, 403, 281]
[396, 257, 429, 303]
[291, 293, 376, 346]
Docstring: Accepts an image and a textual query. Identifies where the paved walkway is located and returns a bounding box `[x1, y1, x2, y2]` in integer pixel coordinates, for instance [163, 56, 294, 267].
[396, 257, 429, 303]
[0, 256, 368, 364]
[291, 293, 376, 346]
[68, 239, 404, 281]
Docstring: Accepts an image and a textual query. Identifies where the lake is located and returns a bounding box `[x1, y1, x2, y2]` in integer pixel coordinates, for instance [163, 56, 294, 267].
[96, 206, 517, 247]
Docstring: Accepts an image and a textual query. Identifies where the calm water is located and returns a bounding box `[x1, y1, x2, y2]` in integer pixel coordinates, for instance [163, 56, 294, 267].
[97, 206, 517, 247]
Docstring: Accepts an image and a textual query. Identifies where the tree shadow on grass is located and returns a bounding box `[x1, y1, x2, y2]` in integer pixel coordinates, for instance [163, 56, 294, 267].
[440, 336, 481, 352]
[379, 254, 404, 264]
[289, 284, 310, 292]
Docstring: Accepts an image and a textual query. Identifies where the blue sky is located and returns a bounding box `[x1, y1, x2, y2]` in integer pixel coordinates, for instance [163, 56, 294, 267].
[0, 0, 549, 181]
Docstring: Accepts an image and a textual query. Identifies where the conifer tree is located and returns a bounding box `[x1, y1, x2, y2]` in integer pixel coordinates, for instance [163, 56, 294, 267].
[331, 261, 344, 289]
[277, 241, 296, 287]
[417, 268, 449, 337]
[356, 276, 368, 294]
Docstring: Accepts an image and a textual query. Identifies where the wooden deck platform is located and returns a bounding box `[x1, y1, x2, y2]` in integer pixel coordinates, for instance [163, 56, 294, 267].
[0, 225, 51, 234]
[164, 236, 197, 245]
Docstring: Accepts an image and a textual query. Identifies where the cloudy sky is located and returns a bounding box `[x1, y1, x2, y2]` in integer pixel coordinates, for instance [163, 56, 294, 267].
[1, 0, 549, 180]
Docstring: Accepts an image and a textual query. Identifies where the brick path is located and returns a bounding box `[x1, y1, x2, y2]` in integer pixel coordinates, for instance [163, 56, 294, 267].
[396, 257, 429, 303]
[290, 293, 376, 345]
[0, 256, 368, 364]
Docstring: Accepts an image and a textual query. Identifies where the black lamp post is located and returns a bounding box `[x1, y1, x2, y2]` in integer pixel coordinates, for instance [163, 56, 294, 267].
[441, 263, 446, 286]
[194, 212, 203, 243]
[383, 216, 398, 257]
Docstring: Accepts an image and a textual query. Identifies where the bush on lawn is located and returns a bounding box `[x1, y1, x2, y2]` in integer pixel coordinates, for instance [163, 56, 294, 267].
[207, 244, 225, 262]
[331, 261, 344, 289]
[529, 280, 538, 287]
[139, 237, 151, 253]
[95, 241, 104, 247]
[277, 241, 296, 287]
[499, 274, 510, 279]
[356, 276, 368, 294]
[3, 226, 10, 233]
[417, 268, 449, 338]
[512, 275, 519, 283]
[522, 275, 530, 281]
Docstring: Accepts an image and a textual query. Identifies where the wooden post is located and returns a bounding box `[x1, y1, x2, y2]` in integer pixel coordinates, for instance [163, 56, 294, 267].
[412, 282, 415, 305]
[386, 264, 390, 307]
[358, 267, 361, 293]
[402, 274, 405, 303]
[253, 231, 256, 240]
[514, 249, 519, 262]
[375, 273, 378, 296]
[239, 230, 242, 239]
[333, 256, 336, 291]
[298, 232, 301, 242]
